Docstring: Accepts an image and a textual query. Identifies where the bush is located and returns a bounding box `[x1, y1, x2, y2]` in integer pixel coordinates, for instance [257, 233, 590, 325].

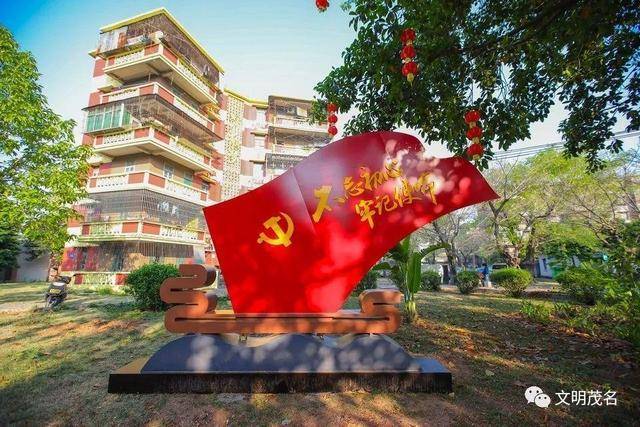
[354, 270, 379, 294]
[521, 301, 552, 324]
[125, 263, 179, 311]
[456, 270, 480, 295]
[553, 302, 582, 319]
[421, 270, 441, 291]
[555, 263, 613, 305]
[490, 268, 533, 297]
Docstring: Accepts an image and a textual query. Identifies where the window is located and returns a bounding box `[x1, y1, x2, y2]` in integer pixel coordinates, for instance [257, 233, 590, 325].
[85, 103, 131, 133]
[184, 171, 193, 186]
[254, 136, 265, 148]
[202, 182, 210, 193]
[124, 159, 135, 173]
[256, 110, 266, 127]
[253, 162, 264, 180]
[163, 163, 174, 179]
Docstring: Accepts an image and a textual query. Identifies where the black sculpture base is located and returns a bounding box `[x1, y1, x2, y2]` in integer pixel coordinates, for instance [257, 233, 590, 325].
[108, 333, 452, 393]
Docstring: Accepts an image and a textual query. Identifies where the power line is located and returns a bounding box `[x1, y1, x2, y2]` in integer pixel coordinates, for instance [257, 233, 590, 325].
[491, 130, 640, 161]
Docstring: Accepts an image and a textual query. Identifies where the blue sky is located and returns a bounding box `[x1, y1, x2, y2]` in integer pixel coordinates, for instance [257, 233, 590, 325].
[1, 0, 636, 155]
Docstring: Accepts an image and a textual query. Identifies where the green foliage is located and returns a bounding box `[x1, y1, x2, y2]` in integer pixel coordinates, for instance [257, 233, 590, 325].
[0, 26, 91, 255]
[603, 220, 640, 287]
[353, 270, 379, 294]
[124, 264, 179, 311]
[521, 301, 552, 324]
[373, 237, 446, 322]
[552, 302, 581, 319]
[421, 270, 441, 291]
[540, 223, 601, 270]
[456, 270, 480, 295]
[312, 1, 640, 170]
[490, 268, 532, 297]
[0, 225, 20, 270]
[555, 263, 613, 305]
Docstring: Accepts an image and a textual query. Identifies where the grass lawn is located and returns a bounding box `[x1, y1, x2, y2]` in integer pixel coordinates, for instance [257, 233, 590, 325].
[0, 283, 638, 426]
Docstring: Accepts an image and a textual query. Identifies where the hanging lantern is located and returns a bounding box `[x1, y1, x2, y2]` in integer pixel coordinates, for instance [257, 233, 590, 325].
[402, 61, 418, 83]
[400, 28, 416, 45]
[464, 109, 481, 124]
[466, 143, 484, 160]
[400, 44, 416, 61]
[315, 0, 329, 12]
[327, 102, 338, 136]
[466, 126, 482, 140]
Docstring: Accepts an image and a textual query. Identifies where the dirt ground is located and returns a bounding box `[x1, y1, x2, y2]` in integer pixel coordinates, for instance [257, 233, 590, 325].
[0, 283, 638, 426]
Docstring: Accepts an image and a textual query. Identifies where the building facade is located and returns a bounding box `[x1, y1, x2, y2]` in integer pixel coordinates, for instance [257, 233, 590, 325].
[60, 8, 329, 285]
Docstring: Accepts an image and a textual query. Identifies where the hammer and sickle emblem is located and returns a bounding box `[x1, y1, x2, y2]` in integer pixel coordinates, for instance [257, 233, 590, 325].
[257, 212, 295, 247]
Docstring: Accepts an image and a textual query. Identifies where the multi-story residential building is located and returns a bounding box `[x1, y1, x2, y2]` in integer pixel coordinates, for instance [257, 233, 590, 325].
[60, 8, 329, 285]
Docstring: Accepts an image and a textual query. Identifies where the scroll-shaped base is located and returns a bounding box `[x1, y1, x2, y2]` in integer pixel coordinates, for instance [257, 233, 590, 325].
[160, 264, 402, 334]
[108, 333, 452, 393]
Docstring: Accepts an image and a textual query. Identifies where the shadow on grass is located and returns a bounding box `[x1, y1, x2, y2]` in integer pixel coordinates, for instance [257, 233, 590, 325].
[0, 291, 638, 425]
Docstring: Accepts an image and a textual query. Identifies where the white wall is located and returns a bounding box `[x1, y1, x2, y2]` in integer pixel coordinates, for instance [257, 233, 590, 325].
[15, 249, 50, 282]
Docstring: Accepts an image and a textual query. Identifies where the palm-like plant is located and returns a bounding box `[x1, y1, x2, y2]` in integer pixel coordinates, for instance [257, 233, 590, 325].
[373, 236, 447, 323]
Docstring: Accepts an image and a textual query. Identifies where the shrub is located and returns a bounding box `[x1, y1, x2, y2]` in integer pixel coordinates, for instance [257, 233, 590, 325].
[125, 263, 179, 311]
[421, 270, 441, 291]
[490, 268, 533, 297]
[354, 270, 379, 294]
[456, 270, 480, 295]
[553, 302, 582, 319]
[555, 263, 613, 305]
[521, 301, 552, 324]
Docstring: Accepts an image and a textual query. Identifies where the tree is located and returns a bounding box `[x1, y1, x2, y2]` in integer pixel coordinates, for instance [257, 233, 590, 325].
[313, 0, 639, 170]
[0, 26, 90, 254]
[418, 208, 473, 284]
[0, 225, 20, 271]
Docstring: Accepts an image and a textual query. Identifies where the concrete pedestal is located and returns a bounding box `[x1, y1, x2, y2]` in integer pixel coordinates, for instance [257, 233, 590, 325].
[108, 333, 452, 393]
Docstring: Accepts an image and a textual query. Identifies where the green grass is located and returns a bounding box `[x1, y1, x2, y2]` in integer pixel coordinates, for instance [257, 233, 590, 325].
[0, 284, 638, 425]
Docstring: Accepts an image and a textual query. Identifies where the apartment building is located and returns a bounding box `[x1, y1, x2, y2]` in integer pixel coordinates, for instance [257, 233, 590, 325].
[60, 8, 329, 285]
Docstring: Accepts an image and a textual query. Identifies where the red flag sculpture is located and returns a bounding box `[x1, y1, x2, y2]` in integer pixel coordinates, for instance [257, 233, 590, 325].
[204, 131, 498, 314]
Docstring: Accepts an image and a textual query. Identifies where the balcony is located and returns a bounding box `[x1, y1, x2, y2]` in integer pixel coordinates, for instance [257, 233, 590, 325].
[271, 117, 326, 134]
[92, 126, 221, 173]
[77, 220, 205, 245]
[85, 82, 222, 143]
[89, 171, 215, 206]
[103, 43, 218, 104]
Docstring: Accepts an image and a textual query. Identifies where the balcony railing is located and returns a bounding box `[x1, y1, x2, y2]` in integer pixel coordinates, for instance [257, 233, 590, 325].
[89, 171, 212, 205]
[272, 117, 326, 133]
[95, 127, 213, 172]
[271, 144, 315, 156]
[103, 43, 217, 104]
[159, 225, 199, 242]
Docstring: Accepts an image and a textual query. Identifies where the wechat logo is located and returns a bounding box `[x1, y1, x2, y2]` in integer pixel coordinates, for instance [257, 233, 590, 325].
[525, 386, 551, 408]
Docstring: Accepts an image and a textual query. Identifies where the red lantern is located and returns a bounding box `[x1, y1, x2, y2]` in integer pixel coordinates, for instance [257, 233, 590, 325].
[464, 110, 481, 123]
[400, 44, 416, 61]
[400, 28, 416, 44]
[326, 102, 337, 113]
[402, 61, 418, 83]
[466, 126, 482, 140]
[328, 113, 338, 124]
[328, 125, 338, 136]
[316, 0, 329, 12]
[466, 143, 484, 160]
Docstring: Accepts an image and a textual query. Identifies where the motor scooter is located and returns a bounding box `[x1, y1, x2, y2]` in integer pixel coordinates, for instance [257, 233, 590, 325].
[45, 276, 71, 309]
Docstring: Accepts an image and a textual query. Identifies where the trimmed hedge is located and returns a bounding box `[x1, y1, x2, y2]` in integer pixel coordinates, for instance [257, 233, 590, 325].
[421, 270, 442, 291]
[555, 264, 612, 305]
[456, 270, 480, 295]
[490, 268, 533, 297]
[125, 263, 179, 311]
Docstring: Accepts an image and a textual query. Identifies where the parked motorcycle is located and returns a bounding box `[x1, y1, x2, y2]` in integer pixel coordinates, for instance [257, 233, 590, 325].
[45, 276, 71, 309]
